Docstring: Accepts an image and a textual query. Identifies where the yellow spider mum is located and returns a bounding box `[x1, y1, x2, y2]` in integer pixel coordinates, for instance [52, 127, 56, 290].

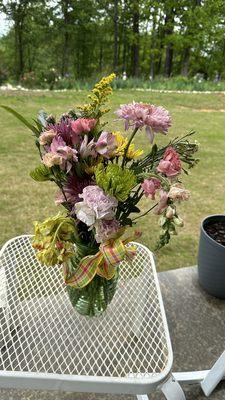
[113, 131, 143, 159]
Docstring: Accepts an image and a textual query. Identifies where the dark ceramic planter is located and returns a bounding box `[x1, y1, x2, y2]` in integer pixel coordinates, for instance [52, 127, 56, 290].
[198, 215, 225, 299]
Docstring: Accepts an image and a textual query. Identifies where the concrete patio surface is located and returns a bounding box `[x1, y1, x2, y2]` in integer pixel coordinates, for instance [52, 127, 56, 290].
[0, 266, 224, 400]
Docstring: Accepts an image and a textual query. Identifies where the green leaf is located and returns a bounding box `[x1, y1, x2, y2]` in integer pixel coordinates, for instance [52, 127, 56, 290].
[33, 119, 43, 131]
[0, 105, 40, 137]
[121, 217, 133, 226]
[130, 205, 140, 213]
[151, 143, 158, 157]
[51, 166, 67, 183]
[30, 164, 53, 181]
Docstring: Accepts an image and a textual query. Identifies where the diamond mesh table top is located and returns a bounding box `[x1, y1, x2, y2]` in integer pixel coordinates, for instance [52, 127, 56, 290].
[0, 236, 172, 381]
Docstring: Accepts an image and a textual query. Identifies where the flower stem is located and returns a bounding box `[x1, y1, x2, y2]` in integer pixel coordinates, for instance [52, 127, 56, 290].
[132, 203, 158, 222]
[122, 127, 139, 168]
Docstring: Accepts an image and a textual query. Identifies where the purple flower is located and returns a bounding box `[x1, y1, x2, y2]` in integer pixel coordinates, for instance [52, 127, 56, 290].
[95, 131, 117, 158]
[115, 102, 171, 143]
[55, 176, 91, 205]
[75, 185, 118, 226]
[48, 118, 74, 145]
[94, 219, 121, 243]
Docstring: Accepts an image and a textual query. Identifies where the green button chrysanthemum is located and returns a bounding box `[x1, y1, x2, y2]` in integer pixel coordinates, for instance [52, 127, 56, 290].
[95, 164, 137, 202]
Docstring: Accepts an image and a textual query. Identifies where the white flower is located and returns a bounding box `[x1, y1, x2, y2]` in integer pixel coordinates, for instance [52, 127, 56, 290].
[75, 202, 96, 226]
[168, 184, 190, 201]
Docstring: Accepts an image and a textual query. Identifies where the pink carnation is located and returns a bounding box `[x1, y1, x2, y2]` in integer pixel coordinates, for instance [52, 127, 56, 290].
[95, 131, 117, 158]
[42, 152, 63, 168]
[157, 147, 181, 178]
[154, 190, 168, 215]
[81, 186, 118, 219]
[39, 129, 57, 146]
[141, 178, 161, 200]
[71, 118, 96, 138]
[116, 102, 171, 143]
[94, 219, 121, 243]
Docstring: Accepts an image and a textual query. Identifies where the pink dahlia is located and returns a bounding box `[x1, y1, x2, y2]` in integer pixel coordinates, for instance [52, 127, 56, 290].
[141, 178, 161, 200]
[157, 147, 181, 178]
[115, 102, 171, 143]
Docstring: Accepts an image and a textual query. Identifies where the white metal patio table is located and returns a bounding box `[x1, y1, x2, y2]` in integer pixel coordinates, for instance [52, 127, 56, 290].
[0, 235, 224, 400]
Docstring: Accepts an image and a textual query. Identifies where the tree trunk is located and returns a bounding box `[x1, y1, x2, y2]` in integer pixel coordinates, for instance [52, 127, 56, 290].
[99, 42, 103, 72]
[149, 10, 157, 80]
[164, 42, 173, 77]
[155, 20, 164, 76]
[14, 21, 24, 81]
[164, 7, 175, 78]
[180, 0, 201, 77]
[61, 0, 70, 77]
[113, 0, 119, 73]
[181, 47, 190, 76]
[131, 0, 139, 77]
[121, 1, 127, 73]
[10, 1, 30, 82]
[81, 32, 86, 78]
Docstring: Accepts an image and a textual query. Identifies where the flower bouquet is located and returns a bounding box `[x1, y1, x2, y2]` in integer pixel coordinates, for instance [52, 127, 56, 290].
[1, 74, 199, 317]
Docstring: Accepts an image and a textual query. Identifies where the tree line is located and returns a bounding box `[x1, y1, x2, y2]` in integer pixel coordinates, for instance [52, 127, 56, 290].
[0, 0, 224, 85]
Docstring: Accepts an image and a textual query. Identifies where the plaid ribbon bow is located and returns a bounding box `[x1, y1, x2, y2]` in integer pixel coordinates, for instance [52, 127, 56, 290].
[63, 235, 138, 289]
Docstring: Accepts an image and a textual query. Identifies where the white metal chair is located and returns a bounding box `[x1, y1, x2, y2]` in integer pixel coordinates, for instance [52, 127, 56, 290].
[0, 235, 224, 399]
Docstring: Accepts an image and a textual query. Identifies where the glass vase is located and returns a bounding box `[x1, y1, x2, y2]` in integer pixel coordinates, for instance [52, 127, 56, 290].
[66, 271, 119, 317]
[65, 243, 119, 317]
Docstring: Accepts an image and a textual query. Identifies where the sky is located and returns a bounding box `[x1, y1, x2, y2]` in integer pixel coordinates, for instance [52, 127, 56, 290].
[0, 2, 56, 37]
[0, 13, 11, 37]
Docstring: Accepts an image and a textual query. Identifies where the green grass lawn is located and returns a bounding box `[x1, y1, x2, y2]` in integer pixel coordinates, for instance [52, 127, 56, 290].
[0, 89, 225, 271]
